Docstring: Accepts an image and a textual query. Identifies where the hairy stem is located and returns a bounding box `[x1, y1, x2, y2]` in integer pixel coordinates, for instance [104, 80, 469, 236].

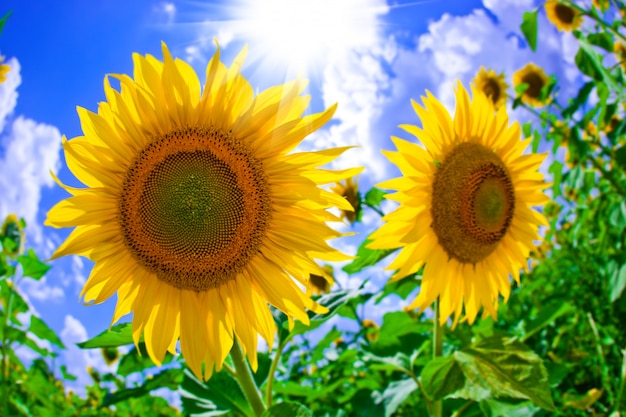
[230, 338, 266, 417]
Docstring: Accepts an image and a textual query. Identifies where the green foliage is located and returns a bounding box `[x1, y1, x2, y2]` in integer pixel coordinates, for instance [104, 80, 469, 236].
[520, 10, 538, 52]
[77, 323, 134, 348]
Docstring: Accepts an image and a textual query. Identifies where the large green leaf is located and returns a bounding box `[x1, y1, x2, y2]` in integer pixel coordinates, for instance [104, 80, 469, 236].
[587, 32, 613, 51]
[520, 10, 538, 52]
[373, 378, 418, 417]
[363, 187, 387, 209]
[575, 45, 603, 81]
[421, 356, 465, 401]
[343, 238, 396, 275]
[117, 342, 174, 376]
[180, 367, 253, 417]
[453, 337, 555, 411]
[29, 315, 64, 348]
[610, 264, 626, 302]
[102, 368, 183, 407]
[262, 402, 313, 417]
[18, 249, 51, 280]
[77, 323, 135, 348]
[522, 301, 575, 341]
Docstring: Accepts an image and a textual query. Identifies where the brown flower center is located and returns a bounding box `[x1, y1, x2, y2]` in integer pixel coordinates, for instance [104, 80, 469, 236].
[482, 78, 501, 105]
[521, 72, 545, 99]
[555, 4, 575, 24]
[431, 142, 515, 264]
[119, 126, 271, 291]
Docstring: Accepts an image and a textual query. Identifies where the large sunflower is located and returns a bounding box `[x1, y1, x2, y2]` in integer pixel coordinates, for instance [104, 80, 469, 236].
[368, 82, 548, 325]
[45, 43, 360, 380]
[471, 66, 508, 110]
[545, 0, 583, 32]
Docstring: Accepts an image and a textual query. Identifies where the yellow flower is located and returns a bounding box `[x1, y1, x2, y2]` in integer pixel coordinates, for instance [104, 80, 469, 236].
[513, 63, 551, 107]
[0, 57, 9, 84]
[330, 177, 361, 224]
[551, 120, 570, 147]
[307, 265, 335, 295]
[545, 0, 583, 32]
[471, 66, 509, 109]
[45, 43, 361, 380]
[603, 114, 621, 134]
[1, 214, 24, 257]
[368, 82, 548, 326]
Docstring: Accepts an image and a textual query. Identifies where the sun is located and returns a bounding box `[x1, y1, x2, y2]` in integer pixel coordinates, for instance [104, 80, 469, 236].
[222, 0, 387, 76]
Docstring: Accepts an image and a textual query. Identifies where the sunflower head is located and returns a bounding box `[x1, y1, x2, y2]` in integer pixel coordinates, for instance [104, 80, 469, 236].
[513, 63, 551, 107]
[545, 0, 583, 32]
[369, 81, 548, 326]
[330, 177, 362, 224]
[471, 66, 509, 109]
[1, 214, 24, 258]
[46, 42, 360, 380]
[583, 120, 598, 139]
[614, 42, 626, 70]
[592, 0, 610, 12]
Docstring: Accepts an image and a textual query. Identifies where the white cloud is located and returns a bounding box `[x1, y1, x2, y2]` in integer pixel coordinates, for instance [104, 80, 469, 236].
[0, 58, 62, 245]
[153, 2, 176, 25]
[19, 275, 65, 303]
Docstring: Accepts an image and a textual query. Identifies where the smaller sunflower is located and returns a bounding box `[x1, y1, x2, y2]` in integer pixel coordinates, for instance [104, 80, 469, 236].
[592, 0, 610, 12]
[1, 214, 24, 258]
[471, 67, 509, 109]
[545, 0, 583, 32]
[513, 63, 550, 107]
[603, 114, 621, 134]
[331, 177, 362, 224]
[0, 57, 9, 84]
[307, 265, 335, 295]
[582, 120, 598, 140]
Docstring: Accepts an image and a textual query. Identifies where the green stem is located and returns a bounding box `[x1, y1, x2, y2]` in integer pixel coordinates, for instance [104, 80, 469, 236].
[615, 348, 626, 413]
[587, 313, 614, 403]
[265, 338, 288, 408]
[2, 275, 17, 417]
[433, 298, 443, 417]
[230, 338, 266, 417]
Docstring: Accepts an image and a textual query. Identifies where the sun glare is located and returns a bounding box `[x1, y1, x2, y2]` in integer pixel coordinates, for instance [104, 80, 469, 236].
[226, 0, 387, 76]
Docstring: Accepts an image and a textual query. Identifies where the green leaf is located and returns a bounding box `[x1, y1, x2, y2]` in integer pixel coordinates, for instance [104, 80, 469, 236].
[77, 323, 135, 349]
[368, 311, 430, 357]
[479, 398, 539, 417]
[548, 161, 563, 197]
[180, 367, 253, 417]
[575, 45, 603, 81]
[0, 11, 11, 35]
[0, 280, 29, 325]
[520, 11, 538, 52]
[373, 378, 418, 417]
[262, 402, 313, 417]
[117, 342, 174, 376]
[522, 301, 576, 341]
[375, 275, 418, 303]
[364, 351, 412, 374]
[610, 264, 626, 302]
[453, 337, 556, 411]
[102, 368, 183, 407]
[587, 32, 613, 52]
[17, 249, 51, 280]
[29, 315, 64, 348]
[363, 187, 387, 209]
[60, 364, 77, 381]
[342, 238, 395, 274]
[421, 356, 465, 401]
[615, 145, 626, 171]
[562, 81, 594, 118]
[288, 288, 363, 337]
[253, 351, 272, 388]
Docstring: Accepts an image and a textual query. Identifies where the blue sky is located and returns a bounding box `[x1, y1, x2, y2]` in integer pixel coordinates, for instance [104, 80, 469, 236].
[0, 0, 590, 396]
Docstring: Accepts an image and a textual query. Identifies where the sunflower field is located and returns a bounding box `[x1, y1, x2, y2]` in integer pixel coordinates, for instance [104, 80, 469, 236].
[1, 0, 626, 416]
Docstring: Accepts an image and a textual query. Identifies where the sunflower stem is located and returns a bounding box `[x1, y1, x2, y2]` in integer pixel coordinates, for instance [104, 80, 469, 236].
[433, 298, 443, 417]
[230, 338, 266, 417]
[265, 337, 289, 408]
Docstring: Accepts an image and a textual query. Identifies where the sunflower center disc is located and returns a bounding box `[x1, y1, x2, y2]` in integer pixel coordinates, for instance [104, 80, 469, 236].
[431, 142, 515, 264]
[521, 73, 544, 99]
[555, 4, 575, 23]
[119, 127, 272, 291]
[482, 79, 501, 104]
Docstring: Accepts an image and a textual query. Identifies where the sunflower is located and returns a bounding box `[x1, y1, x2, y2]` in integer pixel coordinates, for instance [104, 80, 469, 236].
[471, 66, 508, 109]
[513, 63, 551, 107]
[330, 177, 362, 224]
[545, 0, 583, 32]
[592, 0, 609, 12]
[45, 43, 360, 380]
[307, 264, 335, 295]
[1, 214, 24, 258]
[368, 82, 548, 326]
[0, 57, 9, 84]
